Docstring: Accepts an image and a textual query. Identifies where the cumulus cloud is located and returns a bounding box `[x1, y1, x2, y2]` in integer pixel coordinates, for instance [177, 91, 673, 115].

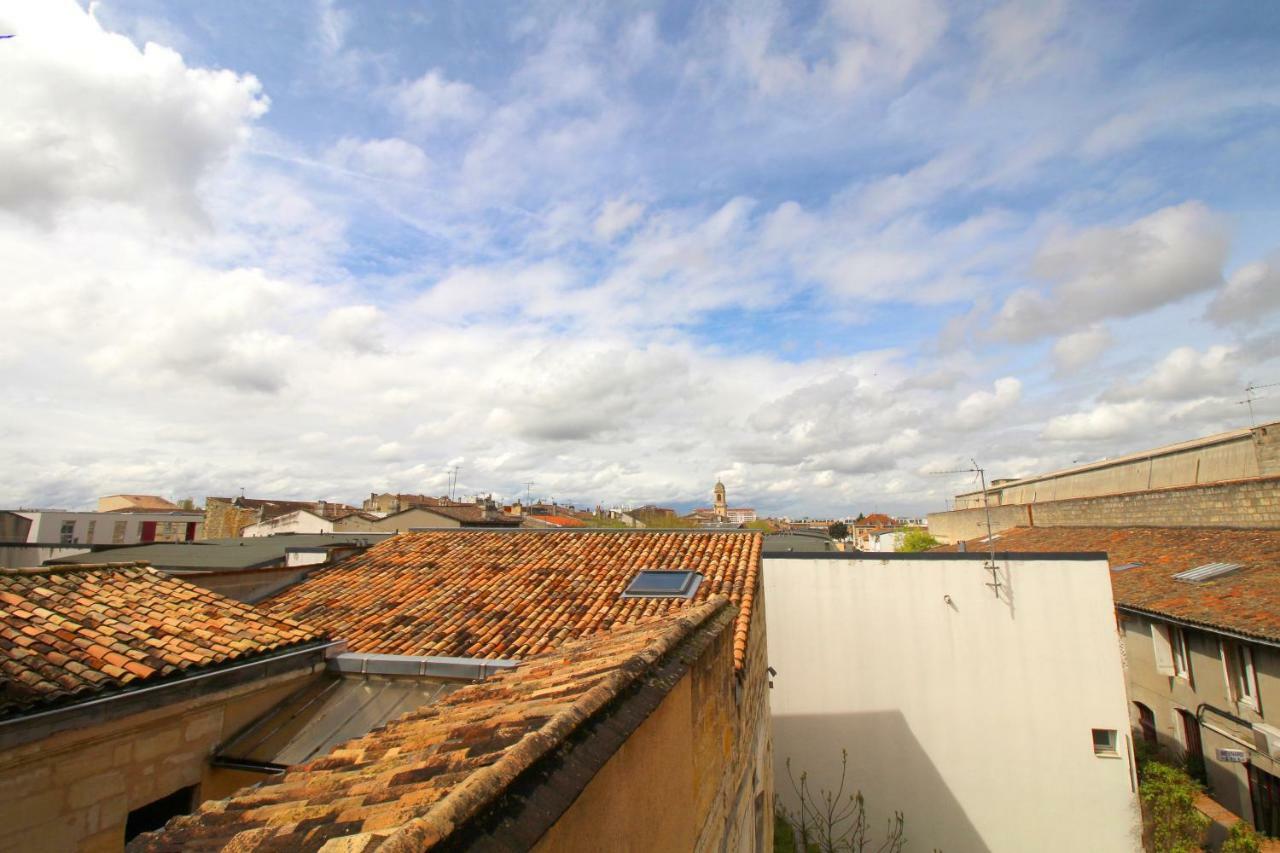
[0, 0, 267, 223]
[1052, 325, 1112, 374]
[992, 202, 1229, 341]
[1206, 254, 1280, 327]
[953, 377, 1022, 430]
[394, 69, 484, 128]
[1103, 345, 1239, 403]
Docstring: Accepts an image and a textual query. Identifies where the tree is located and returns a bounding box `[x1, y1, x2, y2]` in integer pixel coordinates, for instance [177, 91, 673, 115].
[1140, 761, 1209, 853]
[899, 528, 939, 552]
[1222, 821, 1262, 853]
[828, 521, 849, 540]
[776, 751, 907, 853]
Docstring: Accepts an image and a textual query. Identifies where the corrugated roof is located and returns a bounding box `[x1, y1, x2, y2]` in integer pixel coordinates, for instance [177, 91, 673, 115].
[264, 529, 762, 670]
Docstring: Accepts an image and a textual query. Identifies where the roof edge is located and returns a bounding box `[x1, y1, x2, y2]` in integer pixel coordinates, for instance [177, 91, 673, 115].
[378, 597, 736, 852]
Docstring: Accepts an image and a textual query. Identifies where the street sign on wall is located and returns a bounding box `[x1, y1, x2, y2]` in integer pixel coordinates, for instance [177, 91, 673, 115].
[1216, 748, 1247, 763]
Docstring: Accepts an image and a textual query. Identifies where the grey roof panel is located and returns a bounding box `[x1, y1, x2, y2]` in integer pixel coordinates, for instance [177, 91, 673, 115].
[44, 533, 392, 571]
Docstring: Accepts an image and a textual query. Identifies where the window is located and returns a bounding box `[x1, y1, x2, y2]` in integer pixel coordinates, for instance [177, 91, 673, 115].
[622, 570, 702, 598]
[85, 520, 96, 542]
[1177, 709, 1206, 782]
[1135, 702, 1157, 746]
[59, 520, 76, 544]
[1227, 643, 1260, 710]
[124, 785, 196, 842]
[112, 520, 127, 544]
[1249, 764, 1280, 838]
[1171, 627, 1192, 682]
[1092, 728, 1118, 756]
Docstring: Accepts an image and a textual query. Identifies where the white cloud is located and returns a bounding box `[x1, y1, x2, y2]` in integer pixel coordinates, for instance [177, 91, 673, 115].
[953, 377, 1022, 430]
[394, 69, 484, 128]
[993, 202, 1229, 341]
[1042, 400, 1151, 442]
[594, 198, 646, 240]
[1206, 254, 1280, 327]
[1052, 325, 1112, 374]
[0, 0, 267, 223]
[1104, 345, 1239, 403]
[325, 137, 430, 180]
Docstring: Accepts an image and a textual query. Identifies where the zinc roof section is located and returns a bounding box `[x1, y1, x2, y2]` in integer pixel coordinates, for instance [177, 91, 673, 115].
[0, 563, 325, 718]
[264, 529, 762, 670]
[938, 526, 1280, 643]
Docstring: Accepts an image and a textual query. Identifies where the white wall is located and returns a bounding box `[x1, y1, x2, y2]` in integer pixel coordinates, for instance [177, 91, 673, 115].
[764, 555, 1141, 853]
[242, 510, 334, 537]
[14, 511, 202, 544]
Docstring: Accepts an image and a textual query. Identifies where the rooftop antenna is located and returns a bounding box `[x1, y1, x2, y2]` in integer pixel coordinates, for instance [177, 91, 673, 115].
[928, 459, 1002, 597]
[523, 481, 535, 505]
[1238, 382, 1280, 427]
[447, 466, 460, 501]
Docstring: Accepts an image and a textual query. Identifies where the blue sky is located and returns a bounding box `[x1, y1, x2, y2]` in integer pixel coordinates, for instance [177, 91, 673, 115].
[1, 0, 1278, 516]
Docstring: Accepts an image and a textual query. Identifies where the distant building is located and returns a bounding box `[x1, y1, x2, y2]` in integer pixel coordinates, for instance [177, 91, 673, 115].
[203, 497, 359, 539]
[691, 480, 756, 525]
[928, 420, 1280, 543]
[371, 503, 521, 531]
[0, 509, 206, 568]
[521, 514, 589, 529]
[360, 492, 456, 515]
[96, 494, 181, 513]
[241, 509, 381, 537]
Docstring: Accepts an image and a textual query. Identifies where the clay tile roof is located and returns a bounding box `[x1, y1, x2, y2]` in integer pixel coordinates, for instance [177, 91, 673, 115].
[128, 598, 736, 853]
[0, 563, 326, 719]
[264, 529, 762, 670]
[939, 526, 1280, 643]
[526, 514, 588, 528]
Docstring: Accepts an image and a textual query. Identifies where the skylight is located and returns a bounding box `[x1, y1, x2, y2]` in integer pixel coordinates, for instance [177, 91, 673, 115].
[1172, 562, 1242, 583]
[1111, 562, 1143, 573]
[622, 570, 702, 599]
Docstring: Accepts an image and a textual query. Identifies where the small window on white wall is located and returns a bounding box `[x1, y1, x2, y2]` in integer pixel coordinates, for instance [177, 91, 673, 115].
[1092, 729, 1118, 756]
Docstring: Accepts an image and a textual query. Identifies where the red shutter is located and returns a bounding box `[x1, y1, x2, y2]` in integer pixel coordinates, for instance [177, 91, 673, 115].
[140, 521, 157, 542]
[185, 522, 196, 541]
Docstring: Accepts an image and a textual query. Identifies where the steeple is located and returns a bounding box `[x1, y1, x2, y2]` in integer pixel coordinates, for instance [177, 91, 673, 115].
[714, 480, 727, 520]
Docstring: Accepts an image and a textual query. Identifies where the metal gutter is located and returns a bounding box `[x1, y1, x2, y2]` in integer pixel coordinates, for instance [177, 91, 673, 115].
[1116, 605, 1280, 650]
[327, 652, 520, 681]
[0, 640, 341, 738]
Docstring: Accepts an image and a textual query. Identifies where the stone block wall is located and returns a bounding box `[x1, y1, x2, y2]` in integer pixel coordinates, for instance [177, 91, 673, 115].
[201, 499, 260, 540]
[1257, 423, 1280, 477]
[928, 476, 1280, 543]
[0, 669, 316, 851]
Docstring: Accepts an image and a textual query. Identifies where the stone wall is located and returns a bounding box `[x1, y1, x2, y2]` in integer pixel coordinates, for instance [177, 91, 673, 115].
[201, 499, 260, 540]
[0, 668, 317, 851]
[929, 476, 1280, 543]
[1258, 423, 1280, 477]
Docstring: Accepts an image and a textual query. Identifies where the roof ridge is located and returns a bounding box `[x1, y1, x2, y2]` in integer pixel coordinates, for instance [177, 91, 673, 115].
[1, 561, 153, 575]
[378, 596, 735, 851]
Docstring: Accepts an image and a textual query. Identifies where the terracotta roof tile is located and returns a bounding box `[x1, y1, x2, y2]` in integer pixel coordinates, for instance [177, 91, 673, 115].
[0, 563, 326, 718]
[129, 598, 735, 853]
[940, 526, 1280, 642]
[265, 530, 762, 670]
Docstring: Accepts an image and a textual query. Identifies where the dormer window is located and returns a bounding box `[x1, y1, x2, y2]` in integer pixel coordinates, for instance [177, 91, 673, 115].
[622, 570, 702, 599]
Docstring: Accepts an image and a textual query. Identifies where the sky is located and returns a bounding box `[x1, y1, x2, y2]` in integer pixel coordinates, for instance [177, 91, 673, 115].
[1, 0, 1279, 517]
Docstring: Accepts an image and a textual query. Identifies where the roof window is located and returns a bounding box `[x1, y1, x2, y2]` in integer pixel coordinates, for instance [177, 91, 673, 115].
[622, 570, 702, 599]
[1172, 562, 1242, 583]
